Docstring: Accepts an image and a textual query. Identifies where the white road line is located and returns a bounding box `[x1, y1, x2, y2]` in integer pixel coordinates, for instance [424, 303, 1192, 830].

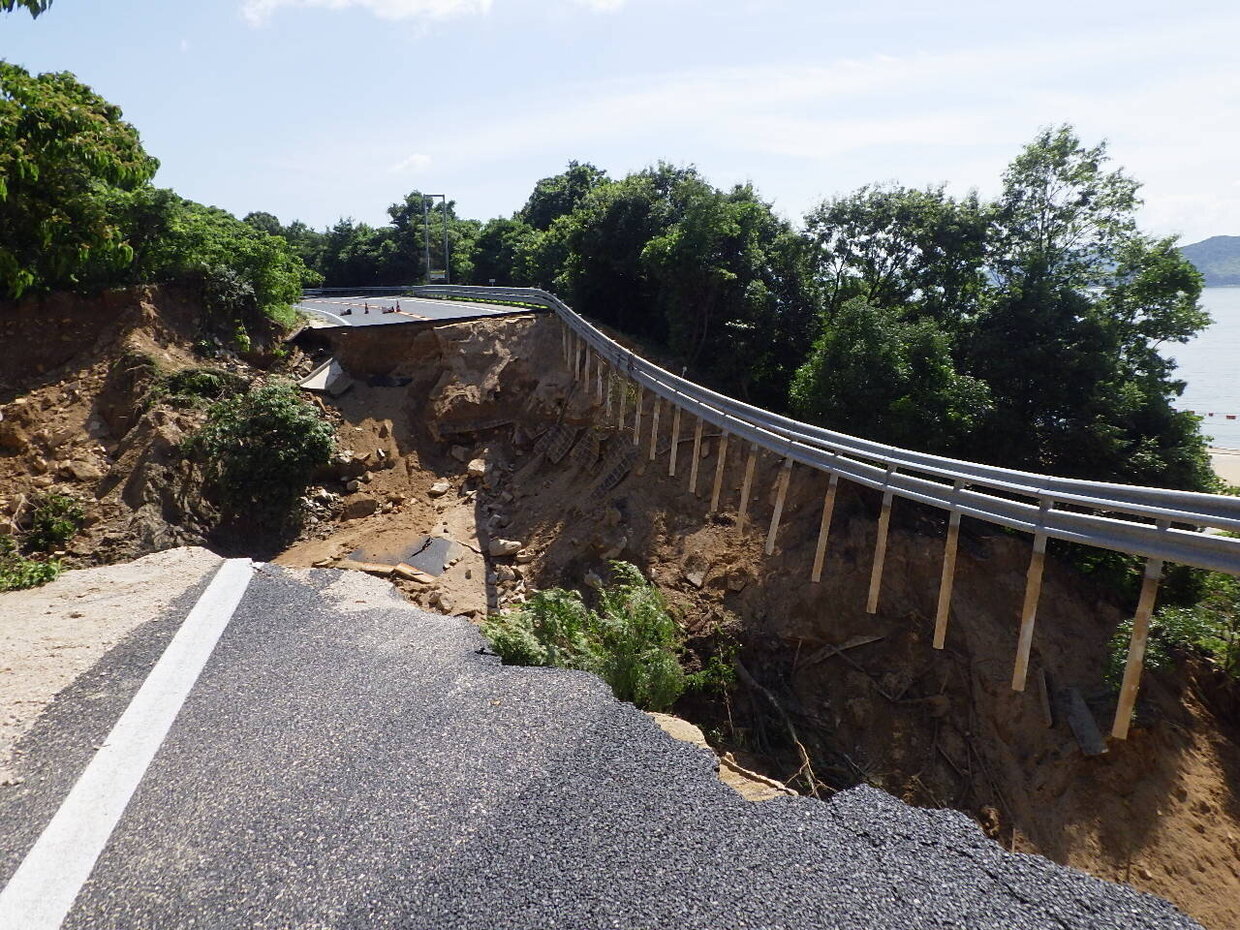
[296, 304, 351, 326]
[0, 558, 254, 930]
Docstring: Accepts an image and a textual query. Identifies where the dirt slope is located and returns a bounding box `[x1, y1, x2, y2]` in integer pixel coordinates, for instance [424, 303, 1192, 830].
[278, 313, 1240, 929]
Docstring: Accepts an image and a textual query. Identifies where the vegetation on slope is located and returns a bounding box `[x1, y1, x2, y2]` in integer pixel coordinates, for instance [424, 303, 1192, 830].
[1180, 235, 1240, 287]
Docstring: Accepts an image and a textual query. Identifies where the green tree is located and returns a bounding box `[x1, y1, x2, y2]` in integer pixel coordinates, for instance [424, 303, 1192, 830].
[967, 126, 1212, 488]
[1, 0, 52, 18]
[519, 160, 609, 231]
[0, 63, 159, 297]
[790, 297, 991, 455]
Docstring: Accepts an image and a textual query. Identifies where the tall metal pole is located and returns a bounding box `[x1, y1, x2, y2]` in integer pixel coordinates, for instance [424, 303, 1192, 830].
[421, 195, 432, 284]
[442, 196, 450, 285]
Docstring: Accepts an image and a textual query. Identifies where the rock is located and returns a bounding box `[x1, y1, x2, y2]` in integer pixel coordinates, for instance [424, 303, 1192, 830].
[437, 594, 456, 614]
[344, 479, 360, 492]
[496, 565, 516, 583]
[428, 480, 452, 498]
[604, 506, 623, 527]
[0, 417, 30, 453]
[489, 538, 523, 557]
[466, 457, 487, 478]
[59, 460, 104, 482]
[514, 550, 536, 564]
[683, 568, 706, 589]
[601, 535, 627, 560]
[450, 445, 470, 463]
[726, 567, 753, 593]
[584, 571, 603, 590]
[341, 497, 379, 520]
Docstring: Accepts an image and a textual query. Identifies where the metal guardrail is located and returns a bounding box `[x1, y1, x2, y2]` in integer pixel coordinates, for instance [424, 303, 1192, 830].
[391, 284, 1238, 740]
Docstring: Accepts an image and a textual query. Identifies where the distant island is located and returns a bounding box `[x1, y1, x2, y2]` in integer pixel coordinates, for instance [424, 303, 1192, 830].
[1180, 235, 1240, 287]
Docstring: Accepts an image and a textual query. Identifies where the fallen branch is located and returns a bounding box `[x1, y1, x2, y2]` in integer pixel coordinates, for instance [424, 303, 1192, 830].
[736, 659, 820, 797]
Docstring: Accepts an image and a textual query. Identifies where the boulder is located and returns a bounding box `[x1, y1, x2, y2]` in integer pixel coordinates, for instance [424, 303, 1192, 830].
[466, 457, 488, 478]
[428, 480, 452, 498]
[489, 538, 522, 557]
[341, 496, 379, 520]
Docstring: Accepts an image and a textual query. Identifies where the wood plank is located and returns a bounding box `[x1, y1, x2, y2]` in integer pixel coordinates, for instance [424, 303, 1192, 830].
[866, 486, 894, 614]
[1011, 536, 1046, 692]
[1111, 557, 1165, 740]
[811, 473, 839, 583]
[688, 416, 704, 496]
[634, 384, 644, 446]
[710, 431, 730, 511]
[1066, 687, 1108, 756]
[668, 403, 682, 477]
[649, 396, 661, 462]
[934, 489, 964, 650]
[737, 443, 759, 533]
[765, 457, 793, 555]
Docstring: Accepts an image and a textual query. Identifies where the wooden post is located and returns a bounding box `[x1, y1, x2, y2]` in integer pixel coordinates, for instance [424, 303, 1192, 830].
[604, 365, 613, 419]
[1112, 553, 1166, 740]
[562, 326, 569, 365]
[582, 348, 591, 388]
[933, 479, 966, 650]
[866, 472, 895, 614]
[737, 443, 759, 533]
[1011, 498, 1053, 692]
[633, 384, 644, 446]
[688, 417, 704, 496]
[574, 335, 584, 381]
[648, 396, 661, 462]
[596, 356, 604, 402]
[668, 403, 682, 477]
[811, 472, 839, 583]
[765, 457, 794, 556]
[710, 431, 730, 511]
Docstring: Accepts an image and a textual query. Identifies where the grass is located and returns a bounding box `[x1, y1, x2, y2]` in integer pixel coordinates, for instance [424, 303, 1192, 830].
[0, 536, 61, 591]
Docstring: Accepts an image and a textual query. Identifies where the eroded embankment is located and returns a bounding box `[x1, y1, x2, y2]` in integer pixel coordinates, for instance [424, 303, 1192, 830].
[282, 312, 1240, 930]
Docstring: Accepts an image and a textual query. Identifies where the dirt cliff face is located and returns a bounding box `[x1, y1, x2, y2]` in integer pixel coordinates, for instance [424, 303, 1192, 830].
[284, 312, 1240, 930]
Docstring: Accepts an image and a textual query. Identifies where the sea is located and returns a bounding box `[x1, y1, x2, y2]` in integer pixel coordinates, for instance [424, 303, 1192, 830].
[1168, 287, 1240, 450]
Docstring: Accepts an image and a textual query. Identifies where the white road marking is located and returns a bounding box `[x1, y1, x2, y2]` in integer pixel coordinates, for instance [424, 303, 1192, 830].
[0, 558, 255, 930]
[296, 304, 351, 326]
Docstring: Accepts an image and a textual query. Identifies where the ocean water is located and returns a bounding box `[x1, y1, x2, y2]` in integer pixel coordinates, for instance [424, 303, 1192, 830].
[1168, 287, 1240, 450]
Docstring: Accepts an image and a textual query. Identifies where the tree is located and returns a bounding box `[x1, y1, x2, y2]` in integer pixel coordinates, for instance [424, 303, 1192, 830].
[804, 184, 989, 329]
[0, 63, 159, 297]
[1, 0, 52, 18]
[519, 161, 608, 231]
[967, 126, 1212, 488]
[790, 298, 991, 455]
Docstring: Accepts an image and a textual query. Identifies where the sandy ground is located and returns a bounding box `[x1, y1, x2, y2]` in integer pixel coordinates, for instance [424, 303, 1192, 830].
[0, 546, 223, 783]
[1209, 448, 1240, 487]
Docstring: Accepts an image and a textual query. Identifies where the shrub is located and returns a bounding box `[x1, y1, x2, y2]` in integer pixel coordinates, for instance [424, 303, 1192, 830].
[482, 561, 686, 711]
[1105, 570, 1240, 686]
[154, 367, 249, 408]
[24, 492, 85, 553]
[0, 536, 61, 591]
[188, 381, 335, 528]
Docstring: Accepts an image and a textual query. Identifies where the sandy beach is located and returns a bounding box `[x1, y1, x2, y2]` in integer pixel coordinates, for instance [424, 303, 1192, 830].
[1210, 447, 1240, 487]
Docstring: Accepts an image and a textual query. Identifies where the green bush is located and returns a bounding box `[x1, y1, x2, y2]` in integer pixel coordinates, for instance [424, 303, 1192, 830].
[0, 536, 61, 591]
[482, 561, 686, 711]
[154, 367, 249, 408]
[1105, 570, 1240, 686]
[188, 381, 334, 527]
[24, 492, 84, 553]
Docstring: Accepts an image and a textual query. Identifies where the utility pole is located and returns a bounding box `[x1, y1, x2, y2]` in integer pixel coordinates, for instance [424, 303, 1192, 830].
[421, 196, 432, 285]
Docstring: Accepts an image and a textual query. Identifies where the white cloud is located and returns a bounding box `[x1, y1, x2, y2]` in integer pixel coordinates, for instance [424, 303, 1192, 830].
[241, 0, 491, 27]
[570, 0, 626, 10]
[391, 152, 433, 173]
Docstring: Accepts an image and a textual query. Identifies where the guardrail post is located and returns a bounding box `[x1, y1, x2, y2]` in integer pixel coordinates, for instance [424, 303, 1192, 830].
[596, 355, 604, 402]
[603, 364, 613, 419]
[669, 403, 682, 477]
[710, 431, 730, 512]
[811, 472, 839, 583]
[866, 467, 897, 614]
[737, 443, 759, 534]
[562, 326, 569, 366]
[617, 377, 628, 429]
[634, 384, 644, 446]
[649, 396, 662, 462]
[765, 457, 794, 555]
[583, 348, 592, 389]
[1112, 552, 1166, 740]
[1011, 499, 1052, 692]
[688, 416, 704, 496]
[933, 479, 966, 650]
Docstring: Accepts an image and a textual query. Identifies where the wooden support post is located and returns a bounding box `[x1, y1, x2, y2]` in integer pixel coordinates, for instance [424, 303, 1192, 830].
[710, 431, 730, 511]
[1011, 500, 1053, 691]
[648, 396, 661, 462]
[574, 335, 584, 381]
[562, 326, 569, 365]
[765, 457, 794, 555]
[811, 473, 839, 583]
[737, 444, 759, 533]
[688, 417, 704, 496]
[668, 404, 682, 477]
[603, 365, 613, 418]
[933, 479, 966, 650]
[633, 384, 644, 446]
[617, 378, 628, 429]
[1111, 556, 1166, 740]
[583, 349, 591, 388]
[596, 356, 604, 402]
[866, 474, 895, 614]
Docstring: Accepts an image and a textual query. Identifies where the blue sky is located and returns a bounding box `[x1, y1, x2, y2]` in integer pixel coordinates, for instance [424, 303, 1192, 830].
[4, 0, 1237, 242]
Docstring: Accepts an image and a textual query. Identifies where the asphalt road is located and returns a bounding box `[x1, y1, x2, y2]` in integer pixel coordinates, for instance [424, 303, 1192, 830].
[297, 294, 529, 327]
[0, 563, 1203, 929]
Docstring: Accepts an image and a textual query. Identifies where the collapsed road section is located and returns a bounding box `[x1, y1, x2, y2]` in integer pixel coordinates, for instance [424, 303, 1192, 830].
[0, 556, 1201, 928]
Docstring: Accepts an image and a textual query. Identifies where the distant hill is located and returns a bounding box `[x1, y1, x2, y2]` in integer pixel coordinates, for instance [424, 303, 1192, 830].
[1180, 235, 1240, 287]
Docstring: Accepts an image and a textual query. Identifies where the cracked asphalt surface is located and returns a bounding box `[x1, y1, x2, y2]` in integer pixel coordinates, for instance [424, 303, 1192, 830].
[1, 563, 1203, 928]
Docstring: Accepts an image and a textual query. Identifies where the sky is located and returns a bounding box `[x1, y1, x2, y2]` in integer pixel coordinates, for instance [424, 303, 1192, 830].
[3, 0, 1238, 242]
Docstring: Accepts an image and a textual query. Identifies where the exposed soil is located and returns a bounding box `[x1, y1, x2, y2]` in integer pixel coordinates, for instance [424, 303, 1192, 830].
[2, 293, 1238, 927]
